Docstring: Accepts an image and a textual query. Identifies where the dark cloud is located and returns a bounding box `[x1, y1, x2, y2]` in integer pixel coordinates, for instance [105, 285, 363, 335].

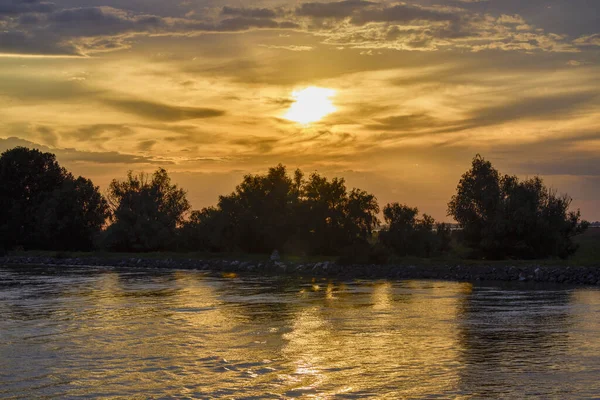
[0, 137, 171, 164]
[47, 7, 165, 37]
[365, 113, 439, 131]
[0, 0, 55, 16]
[102, 98, 226, 121]
[466, 91, 599, 128]
[296, 0, 375, 19]
[231, 136, 280, 153]
[217, 17, 281, 31]
[0, 30, 78, 55]
[65, 124, 136, 143]
[351, 3, 460, 25]
[221, 6, 277, 19]
[412, 91, 600, 137]
[0, 1, 588, 55]
[137, 140, 156, 151]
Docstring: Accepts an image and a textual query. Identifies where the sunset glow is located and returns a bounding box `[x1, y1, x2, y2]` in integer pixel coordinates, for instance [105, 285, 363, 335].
[0, 0, 597, 221]
[284, 87, 337, 124]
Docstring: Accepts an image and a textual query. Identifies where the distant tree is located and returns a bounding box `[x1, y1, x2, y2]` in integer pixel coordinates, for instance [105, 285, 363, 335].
[435, 222, 453, 253]
[379, 203, 446, 257]
[448, 155, 589, 259]
[0, 147, 109, 251]
[103, 168, 190, 252]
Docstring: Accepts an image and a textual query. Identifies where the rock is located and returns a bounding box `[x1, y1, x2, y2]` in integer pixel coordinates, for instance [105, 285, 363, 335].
[270, 250, 280, 261]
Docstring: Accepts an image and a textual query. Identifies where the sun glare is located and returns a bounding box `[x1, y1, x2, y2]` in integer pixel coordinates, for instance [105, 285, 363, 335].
[284, 87, 337, 124]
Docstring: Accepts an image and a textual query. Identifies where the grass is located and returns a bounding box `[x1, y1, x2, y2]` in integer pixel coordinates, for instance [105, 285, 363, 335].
[570, 227, 600, 265]
[6, 228, 599, 267]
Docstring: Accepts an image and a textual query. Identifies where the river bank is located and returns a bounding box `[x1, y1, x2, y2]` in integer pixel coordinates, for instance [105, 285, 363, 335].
[2, 254, 600, 286]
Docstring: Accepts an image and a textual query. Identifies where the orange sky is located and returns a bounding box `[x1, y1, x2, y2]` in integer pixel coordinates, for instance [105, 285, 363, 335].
[1, 0, 599, 221]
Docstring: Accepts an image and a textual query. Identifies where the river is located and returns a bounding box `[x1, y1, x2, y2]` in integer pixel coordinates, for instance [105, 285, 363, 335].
[1, 265, 599, 399]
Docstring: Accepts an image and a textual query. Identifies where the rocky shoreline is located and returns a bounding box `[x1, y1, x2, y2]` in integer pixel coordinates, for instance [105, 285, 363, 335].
[2, 255, 600, 285]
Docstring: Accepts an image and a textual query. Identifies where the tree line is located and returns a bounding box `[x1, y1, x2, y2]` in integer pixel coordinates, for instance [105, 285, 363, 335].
[0, 147, 589, 261]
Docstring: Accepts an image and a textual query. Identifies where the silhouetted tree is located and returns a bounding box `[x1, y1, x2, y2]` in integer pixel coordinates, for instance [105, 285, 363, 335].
[103, 168, 190, 252]
[379, 203, 447, 257]
[448, 155, 589, 259]
[214, 164, 299, 253]
[299, 172, 380, 255]
[181, 165, 380, 256]
[179, 207, 224, 252]
[37, 177, 110, 251]
[0, 147, 109, 251]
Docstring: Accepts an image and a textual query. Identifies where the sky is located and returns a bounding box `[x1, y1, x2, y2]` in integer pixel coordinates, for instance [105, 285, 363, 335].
[0, 0, 598, 221]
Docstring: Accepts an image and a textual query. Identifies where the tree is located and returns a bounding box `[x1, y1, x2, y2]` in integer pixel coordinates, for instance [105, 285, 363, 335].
[0, 147, 108, 251]
[179, 207, 225, 252]
[36, 177, 110, 251]
[0, 147, 68, 249]
[379, 203, 445, 257]
[103, 168, 190, 252]
[211, 164, 299, 253]
[180, 165, 380, 256]
[448, 155, 589, 259]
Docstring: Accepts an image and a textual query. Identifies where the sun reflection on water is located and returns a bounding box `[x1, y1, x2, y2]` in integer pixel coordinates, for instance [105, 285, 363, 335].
[2, 268, 597, 399]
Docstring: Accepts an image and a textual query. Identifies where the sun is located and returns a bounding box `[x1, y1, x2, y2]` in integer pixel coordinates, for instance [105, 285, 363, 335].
[284, 87, 337, 124]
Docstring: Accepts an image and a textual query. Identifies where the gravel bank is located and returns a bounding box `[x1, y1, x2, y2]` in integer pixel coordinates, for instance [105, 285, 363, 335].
[2, 255, 599, 285]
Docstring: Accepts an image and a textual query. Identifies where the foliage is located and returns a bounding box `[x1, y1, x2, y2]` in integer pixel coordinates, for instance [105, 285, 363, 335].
[37, 177, 110, 251]
[181, 164, 380, 256]
[103, 168, 190, 252]
[448, 155, 589, 259]
[0, 147, 108, 251]
[378, 203, 449, 257]
[1, 146, 590, 262]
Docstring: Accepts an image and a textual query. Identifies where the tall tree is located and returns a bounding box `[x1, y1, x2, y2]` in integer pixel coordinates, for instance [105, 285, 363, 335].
[379, 203, 444, 257]
[37, 177, 110, 251]
[0, 147, 68, 249]
[181, 165, 380, 256]
[0, 147, 109, 251]
[448, 155, 589, 259]
[104, 168, 190, 252]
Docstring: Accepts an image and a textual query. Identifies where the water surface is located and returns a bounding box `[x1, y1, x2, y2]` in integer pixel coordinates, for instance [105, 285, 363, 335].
[1, 265, 599, 399]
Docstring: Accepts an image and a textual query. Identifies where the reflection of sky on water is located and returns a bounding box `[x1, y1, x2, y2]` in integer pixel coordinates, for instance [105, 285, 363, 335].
[0, 266, 599, 398]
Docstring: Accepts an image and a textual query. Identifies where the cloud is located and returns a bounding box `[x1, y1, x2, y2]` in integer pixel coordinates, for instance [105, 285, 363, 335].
[350, 3, 460, 25]
[259, 44, 313, 51]
[0, 1, 588, 55]
[0, 137, 171, 164]
[574, 34, 600, 47]
[0, 0, 55, 16]
[102, 98, 226, 121]
[47, 7, 165, 37]
[465, 92, 599, 128]
[296, 0, 375, 19]
[221, 6, 277, 19]
[0, 30, 78, 55]
[365, 113, 440, 131]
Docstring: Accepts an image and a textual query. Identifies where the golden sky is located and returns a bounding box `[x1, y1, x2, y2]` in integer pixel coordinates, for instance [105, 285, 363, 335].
[1, 0, 599, 221]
